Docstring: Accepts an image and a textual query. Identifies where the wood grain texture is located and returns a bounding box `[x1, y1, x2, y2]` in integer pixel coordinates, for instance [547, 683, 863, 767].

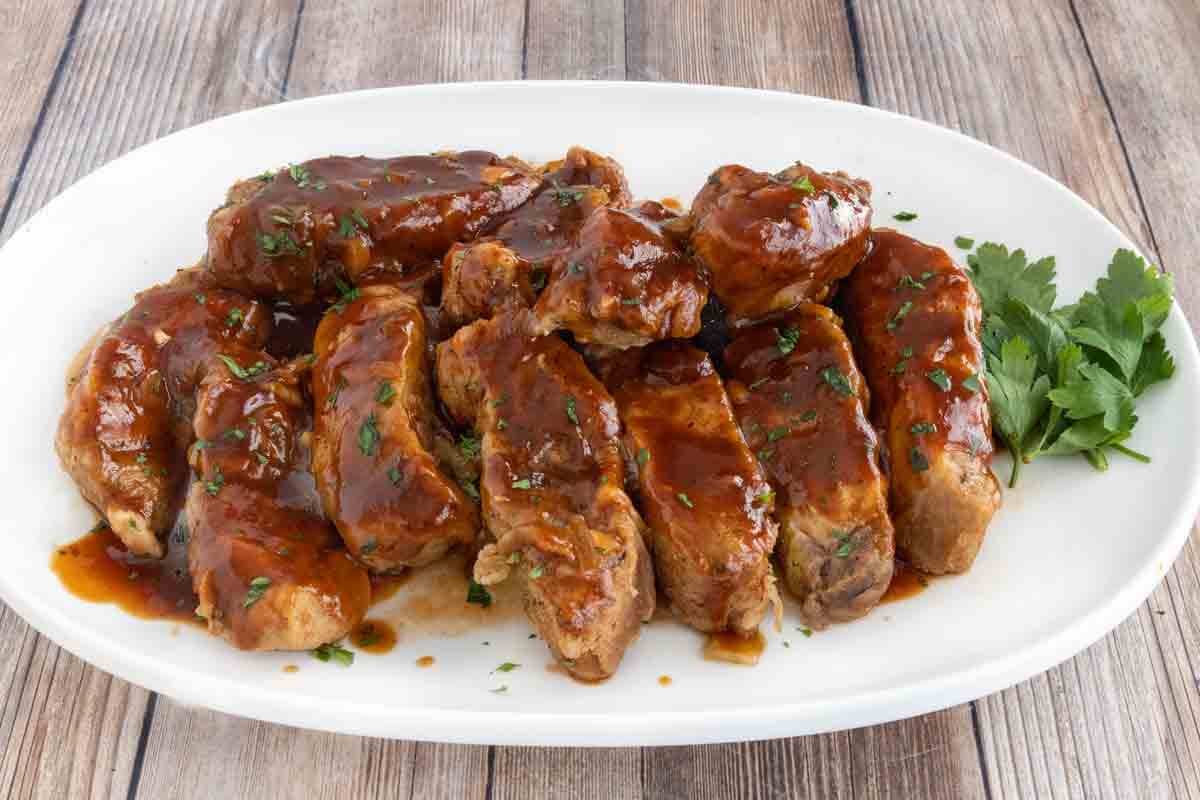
[855, 1, 1200, 797]
[626, 0, 860, 101]
[287, 0, 526, 96]
[526, 0, 625, 80]
[0, 0, 81, 227]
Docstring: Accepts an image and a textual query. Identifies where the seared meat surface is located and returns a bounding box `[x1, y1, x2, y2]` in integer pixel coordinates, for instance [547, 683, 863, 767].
[187, 349, 370, 650]
[436, 311, 654, 680]
[690, 162, 872, 326]
[311, 284, 478, 571]
[541, 145, 632, 207]
[534, 201, 708, 349]
[56, 269, 270, 556]
[725, 304, 894, 628]
[601, 342, 778, 636]
[206, 151, 540, 303]
[841, 230, 1000, 574]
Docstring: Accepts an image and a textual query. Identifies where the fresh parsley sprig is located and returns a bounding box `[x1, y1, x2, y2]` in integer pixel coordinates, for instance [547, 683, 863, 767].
[966, 242, 1175, 486]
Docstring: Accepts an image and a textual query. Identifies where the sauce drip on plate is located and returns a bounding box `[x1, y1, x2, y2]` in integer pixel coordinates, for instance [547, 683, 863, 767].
[350, 619, 398, 654]
[880, 560, 931, 604]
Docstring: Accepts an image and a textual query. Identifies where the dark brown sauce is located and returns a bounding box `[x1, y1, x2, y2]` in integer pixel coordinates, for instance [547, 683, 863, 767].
[416, 655, 436, 668]
[51, 523, 200, 624]
[350, 618, 397, 654]
[704, 630, 766, 665]
[881, 560, 932, 604]
[266, 302, 324, 359]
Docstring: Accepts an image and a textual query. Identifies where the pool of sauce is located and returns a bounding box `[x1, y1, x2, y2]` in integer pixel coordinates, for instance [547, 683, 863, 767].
[51, 523, 200, 624]
[658, 675, 672, 686]
[350, 619, 398, 654]
[880, 560, 931, 604]
[416, 655, 436, 668]
[704, 630, 766, 665]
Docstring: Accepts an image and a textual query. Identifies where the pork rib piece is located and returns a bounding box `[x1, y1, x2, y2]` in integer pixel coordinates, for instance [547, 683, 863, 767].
[206, 151, 541, 304]
[187, 348, 370, 650]
[436, 311, 654, 680]
[600, 341, 778, 636]
[725, 304, 894, 628]
[311, 284, 479, 572]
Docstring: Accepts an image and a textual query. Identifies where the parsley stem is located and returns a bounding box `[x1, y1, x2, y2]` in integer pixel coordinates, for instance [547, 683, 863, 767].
[1001, 434, 1023, 488]
[1110, 442, 1151, 464]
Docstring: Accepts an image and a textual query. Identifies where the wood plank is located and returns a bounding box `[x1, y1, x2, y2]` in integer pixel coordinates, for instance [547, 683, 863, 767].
[0, 0, 81, 232]
[525, 0, 625, 80]
[626, 2, 987, 796]
[625, 0, 861, 101]
[286, 0, 526, 95]
[854, 1, 1199, 797]
[0, 1, 301, 797]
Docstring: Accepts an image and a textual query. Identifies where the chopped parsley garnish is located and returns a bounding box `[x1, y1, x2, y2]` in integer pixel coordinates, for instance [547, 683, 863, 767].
[223, 428, 246, 441]
[466, 579, 493, 608]
[331, 278, 360, 314]
[496, 419, 508, 431]
[800, 627, 813, 638]
[194, 292, 206, 304]
[961, 373, 982, 393]
[909, 447, 930, 472]
[926, 368, 952, 391]
[288, 163, 326, 190]
[493, 662, 520, 673]
[459, 435, 481, 460]
[676, 492, 694, 509]
[311, 641, 354, 667]
[767, 426, 790, 443]
[791, 175, 815, 194]
[226, 308, 244, 328]
[955, 236, 975, 250]
[387, 465, 403, 485]
[567, 261, 585, 274]
[757, 448, 774, 462]
[820, 367, 854, 397]
[338, 208, 369, 237]
[460, 479, 481, 502]
[551, 187, 585, 207]
[755, 490, 775, 504]
[832, 529, 857, 558]
[360, 539, 378, 556]
[893, 211, 918, 221]
[748, 377, 769, 391]
[776, 326, 800, 355]
[242, 576, 270, 608]
[357, 413, 380, 457]
[621, 297, 642, 305]
[355, 624, 381, 648]
[636, 448, 650, 466]
[565, 395, 579, 424]
[799, 410, 818, 422]
[887, 300, 914, 331]
[910, 422, 938, 435]
[490, 685, 509, 694]
[325, 377, 347, 411]
[529, 564, 545, 579]
[375, 381, 396, 405]
[216, 354, 269, 381]
[896, 274, 926, 290]
[203, 466, 224, 496]
[891, 346, 915, 375]
[511, 478, 532, 490]
[256, 230, 304, 258]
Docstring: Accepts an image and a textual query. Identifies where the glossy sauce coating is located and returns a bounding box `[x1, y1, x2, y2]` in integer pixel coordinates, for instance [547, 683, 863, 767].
[56, 269, 270, 557]
[51, 521, 199, 624]
[436, 311, 654, 680]
[602, 342, 778, 635]
[534, 202, 708, 349]
[840, 229, 1000, 574]
[690, 162, 872, 325]
[206, 151, 540, 303]
[724, 304, 894, 628]
[187, 349, 370, 650]
[311, 284, 478, 571]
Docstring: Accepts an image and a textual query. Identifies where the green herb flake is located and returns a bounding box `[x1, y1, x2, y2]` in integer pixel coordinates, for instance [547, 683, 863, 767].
[325, 377, 347, 411]
[311, 641, 354, 667]
[799, 410, 818, 422]
[887, 300, 914, 331]
[217, 354, 269, 381]
[896, 274, 926, 291]
[459, 435, 481, 460]
[357, 413, 380, 457]
[529, 564, 546, 579]
[954, 236, 975, 250]
[637, 447, 650, 466]
[466, 579, 493, 608]
[910, 422, 938, 435]
[755, 490, 775, 504]
[767, 426, 791, 443]
[203, 466, 224, 496]
[832, 529, 857, 558]
[511, 478, 532, 490]
[242, 576, 271, 608]
[909, 447, 930, 472]
[676, 492, 694, 509]
[375, 381, 396, 406]
[820, 367, 855, 397]
[493, 662, 520, 673]
[791, 175, 815, 194]
[776, 326, 801, 355]
[926, 368, 952, 391]
[961, 373, 982, 393]
[893, 211, 918, 222]
[565, 395, 579, 425]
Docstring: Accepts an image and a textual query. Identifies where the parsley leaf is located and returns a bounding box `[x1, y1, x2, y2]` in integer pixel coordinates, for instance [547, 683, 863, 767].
[985, 337, 1051, 486]
[466, 579, 493, 608]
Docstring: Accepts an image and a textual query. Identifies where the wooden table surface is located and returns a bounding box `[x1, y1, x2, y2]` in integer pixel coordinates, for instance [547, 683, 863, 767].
[2, 1, 1198, 797]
